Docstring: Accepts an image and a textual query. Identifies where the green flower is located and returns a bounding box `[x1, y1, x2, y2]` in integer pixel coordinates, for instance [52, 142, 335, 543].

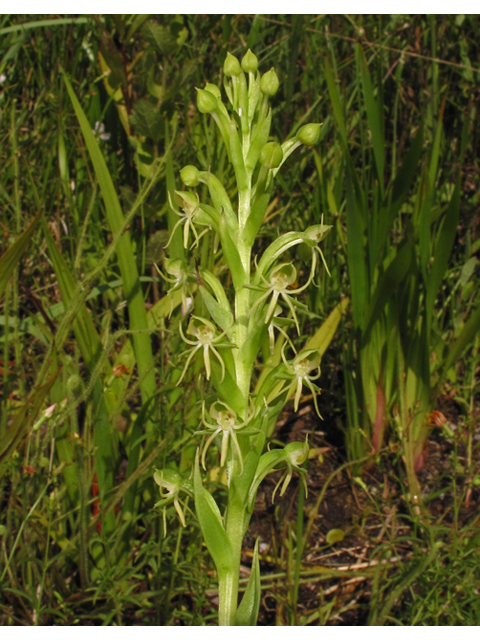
[196, 88, 219, 114]
[296, 123, 322, 146]
[241, 49, 258, 73]
[166, 190, 211, 250]
[259, 141, 283, 169]
[302, 219, 332, 277]
[180, 164, 201, 187]
[224, 52, 242, 77]
[260, 68, 279, 96]
[154, 258, 192, 316]
[153, 469, 193, 536]
[282, 348, 322, 416]
[177, 316, 233, 385]
[196, 401, 258, 477]
[248, 437, 309, 509]
[250, 262, 312, 334]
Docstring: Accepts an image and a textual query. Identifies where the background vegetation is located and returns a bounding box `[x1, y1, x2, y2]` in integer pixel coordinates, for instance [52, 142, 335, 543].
[0, 14, 479, 625]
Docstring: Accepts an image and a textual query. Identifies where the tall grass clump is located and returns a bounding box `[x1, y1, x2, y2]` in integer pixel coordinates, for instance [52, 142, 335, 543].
[323, 43, 480, 500]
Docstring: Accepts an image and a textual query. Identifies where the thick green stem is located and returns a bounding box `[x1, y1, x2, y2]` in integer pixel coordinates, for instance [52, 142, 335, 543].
[234, 185, 253, 415]
[218, 500, 247, 625]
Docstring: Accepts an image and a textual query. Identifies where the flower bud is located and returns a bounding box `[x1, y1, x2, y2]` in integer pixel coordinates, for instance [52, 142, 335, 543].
[196, 88, 218, 114]
[66, 374, 82, 394]
[204, 83, 222, 100]
[260, 68, 279, 96]
[296, 123, 321, 146]
[180, 164, 201, 187]
[284, 440, 309, 467]
[259, 141, 283, 169]
[223, 52, 241, 77]
[241, 49, 258, 73]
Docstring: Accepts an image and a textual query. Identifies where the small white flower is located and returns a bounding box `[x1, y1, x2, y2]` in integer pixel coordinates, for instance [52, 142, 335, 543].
[92, 121, 111, 141]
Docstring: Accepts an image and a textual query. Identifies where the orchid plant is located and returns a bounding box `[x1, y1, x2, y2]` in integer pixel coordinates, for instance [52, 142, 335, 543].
[154, 50, 331, 626]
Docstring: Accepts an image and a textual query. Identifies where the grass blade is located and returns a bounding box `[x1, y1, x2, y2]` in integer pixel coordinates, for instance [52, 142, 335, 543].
[357, 45, 385, 184]
[0, 211, 41, 300]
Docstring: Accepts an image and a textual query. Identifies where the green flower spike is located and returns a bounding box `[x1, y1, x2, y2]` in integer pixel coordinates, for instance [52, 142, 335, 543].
[250, 262, 312, 334]
[196, 401, 258, 477]
[166, 190, 210, 250]
[282, 347, 322, 416]
[153, 468, 193, 537]
[177, 316, 231, 385]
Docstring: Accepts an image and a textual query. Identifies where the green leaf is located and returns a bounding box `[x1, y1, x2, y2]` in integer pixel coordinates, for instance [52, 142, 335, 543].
[245, 110, 272, 173]
[0, 211, 41, 300]
[426, 179, 461, 332]
[41, 222, 107, 374]
[304, 298, 349, 357]
[326, 528, 345, 545]
[255, 231, 305, 282]
[198, 285, 232, 336]
[142, 20, 177, 55]
[236, 538, 261, 625]
[193, 452, 234, 576]
[243, 192, 270, 246]
[345, 159, 368, 330]
[363, 238, 414, 341]
[324, 58, 347, 147]
[357, 45, 385, 183]
[126, 14, 149, 42]
[42, 222, 117, 534]
[439, 302, 480, 388]
[62, 70, 157, 419]
[210, 359, 244, 417]
[218, 213, 247, 289]
[130, 98, 165, 142]
[228, 121, 248, 191]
